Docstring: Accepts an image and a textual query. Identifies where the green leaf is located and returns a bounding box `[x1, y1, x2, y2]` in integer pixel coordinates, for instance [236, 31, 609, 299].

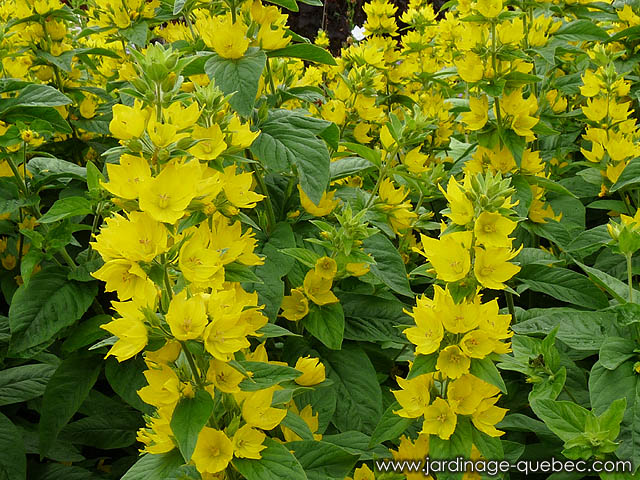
[170, 389, 214, 461]
[39, 351, 102, 456]
[513, 308, 612, 351]
[0, 84, 71, 115]
[599, 337, 637, 370]
[251, 110, 330, 204]
[517, 265, 609, 310]
[368, 402, 413, 448]
[256, 323, 301, 338]
[590, 360, 640, 469]
[472, 428, 504, 460]
[363, 233, 413, 297]
[38, 196, 92, 223]
[173, 0, 186, 14]
[237, 361, 302, 391]
[121, 450, 185, 480]
[500, 129, 525, 167]
[204, 49, 266, 117]
[122, 21, 148, 46]
[105, 356, 153, 414]
[281, 410, 315, 440]
[303, 303, 344, 350]
[471, 357, 507, 394]
[27, 157, 86, 180]
[265, 0, 299, 11]
[340, 292, 409, 344]
[611, 158, 640, 193]
[8, 267, 97, 355]
[525, 175, 577, 199]
[318, 344, 382, 434]
[0, 363, 56, 406]
[554, 19, 609, 41]
[330, 157, 373, 180]
[253, 222, 296, 320]
[280, 248, 321, 268]
[407, 353, 437, 379]
[224, 263, 261, 283]
[0, 412, 26, 480]
[267, 44, 336, 66]
[429, 417, 472, 479]
[530, 399, 588, 442]
[288, 441, 358, 480]
[322, 431, 391, 460]
[59, 411, 141, 450]
[233, 438, 307, 480]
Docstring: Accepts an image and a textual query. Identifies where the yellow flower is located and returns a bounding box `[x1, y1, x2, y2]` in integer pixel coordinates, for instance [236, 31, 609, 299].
[189, 124, 227, 161]
[102, 153, 151, 200]
[436, 345, 470, 379]
[232, 425, 266, 459]
[392, 373, 432, 418]
[416, 231, 472, 282]
[354, 96, 384, 122]
[203, 314, 250, 362]
[207, 358, 244, 393]
[166, 291, 208, 341]
[439, 177, 474, 226]
[92, 259, 157, 303]
[321, 100, 347, 125]
[294, 356, 326, 386]
[447, 374, 498, 415]
[314, 256, 337, 280]
[90, 211, 167, 263]
[403, 146, 429, 174]
[391, 434, 432, 480]
[109, 103, 148, 140]
[404, 296, 444, 355]
[462, 96, 488, 131]
[471, 396, 507, 437]
[139, 161, 201, 224]
[147, 116, 184, 148]
[242, 387, 287, 430]
[473, 246, 521, 290]
[222, 165, 265, 209]
[200, 14, 249, 59]
[353, 123, 372, 143]
[350, 464, 376, 480]
[280, 287, 309, 321]
[580, 69, 602, 97]
[476, 0, 501, 17]
[421, 397, 457, 440]
[137, 364, 181, 409]
[163, 101, 201, 130]
[582, 97, 608, 122]
[436, 286, 480, 334]
[346, 262, 370, 276]
[178, 225, 224, 286]
[474, 211, 516, 247]
[303, 269, 339, 305]
[299, 186, 339, 216]
[79, 96, 98, 119]
[257, 24, 291, 50]
[226, 116, 259, 149]
[460, 330, 496, 358]
[101, 301, 148, 362]
[191, 427, 234, 474]
[455, 52, 483, 83]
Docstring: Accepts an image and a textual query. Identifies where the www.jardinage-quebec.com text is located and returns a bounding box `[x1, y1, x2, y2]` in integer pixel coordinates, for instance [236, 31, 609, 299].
[375, 457, 633, 476]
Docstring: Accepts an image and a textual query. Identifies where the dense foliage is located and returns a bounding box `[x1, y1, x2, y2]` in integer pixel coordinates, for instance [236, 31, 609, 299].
[1, 0, 640, 478]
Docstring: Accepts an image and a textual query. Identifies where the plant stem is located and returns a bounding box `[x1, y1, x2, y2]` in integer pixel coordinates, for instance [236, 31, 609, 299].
[181, 341, 204, 388]
[506, 290, 516, 323]
[250, 163, 276, 233]
[265, 58, 277, 97]
[627, 253, 634, 303]
[163, 254, 173, 301]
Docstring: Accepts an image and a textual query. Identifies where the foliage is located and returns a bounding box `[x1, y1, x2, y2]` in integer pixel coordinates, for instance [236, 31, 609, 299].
[1, 0, 640, 479]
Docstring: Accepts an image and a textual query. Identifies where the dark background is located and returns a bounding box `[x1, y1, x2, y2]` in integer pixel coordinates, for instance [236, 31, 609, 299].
[287, 0, 448, 53]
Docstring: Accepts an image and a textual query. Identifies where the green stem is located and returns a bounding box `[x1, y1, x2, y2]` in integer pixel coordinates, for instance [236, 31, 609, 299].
[265, 58, 277, 97]
[163, 255, 173, 301]
[627, 253, 634, 303]
[506, 290, 516, 323]
[87, 202, 103, 262]
[6, 154, 28, 196]
[250, 162, 276, 233]
[181, 341, 204, 388]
